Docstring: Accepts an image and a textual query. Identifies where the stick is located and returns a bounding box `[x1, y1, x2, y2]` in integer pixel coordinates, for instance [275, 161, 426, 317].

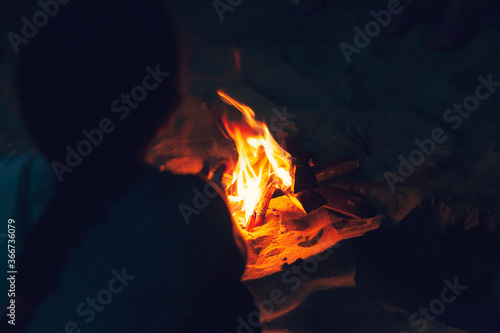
[246, 179, 277, 232]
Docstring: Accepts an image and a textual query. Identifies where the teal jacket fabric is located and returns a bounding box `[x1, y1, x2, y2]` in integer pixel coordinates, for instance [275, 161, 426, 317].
[0, 152, 237, 332]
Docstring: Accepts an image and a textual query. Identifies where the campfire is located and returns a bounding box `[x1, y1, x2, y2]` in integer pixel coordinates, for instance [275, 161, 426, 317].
[149, 85, 382, 280]
[195, 91, 381, 280]
[217, 90, 306, 232]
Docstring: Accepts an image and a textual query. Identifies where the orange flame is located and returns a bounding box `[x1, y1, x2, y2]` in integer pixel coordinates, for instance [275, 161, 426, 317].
[218, 90, 304, 228]
[232, 48, 241, 72]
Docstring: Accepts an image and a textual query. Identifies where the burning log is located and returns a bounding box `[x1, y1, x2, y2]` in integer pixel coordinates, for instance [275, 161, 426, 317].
[280, 138, 360, 191]
[246, 178, 277, 232]
[313, 158, 360, 183]
[295, 190, 328, 214]
[311, 185, 377, 219]
[281, 137, 318, 193]
[218, 91, 298, 229]
[217, 91, 362, 231]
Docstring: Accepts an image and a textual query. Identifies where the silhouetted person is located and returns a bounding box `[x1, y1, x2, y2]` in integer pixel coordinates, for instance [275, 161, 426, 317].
[0, 0, 260, 332]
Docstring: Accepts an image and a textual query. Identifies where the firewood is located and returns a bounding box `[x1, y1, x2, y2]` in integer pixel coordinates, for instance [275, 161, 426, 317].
[246, 178, 277, 232]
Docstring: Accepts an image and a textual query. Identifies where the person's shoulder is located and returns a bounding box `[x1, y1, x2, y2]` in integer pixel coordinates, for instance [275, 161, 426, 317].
[159, 172, 208, 190]
[0, 150, 34, 171]
[0, 150, 54, 226]
[146, 171, 232, 230]
[148, 172, 209, 202]
[0, 150, 54, 178]
[148, 171, 220, 200]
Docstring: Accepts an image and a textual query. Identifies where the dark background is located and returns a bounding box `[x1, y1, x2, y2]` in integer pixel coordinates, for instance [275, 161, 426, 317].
[1, 0, 500, 332]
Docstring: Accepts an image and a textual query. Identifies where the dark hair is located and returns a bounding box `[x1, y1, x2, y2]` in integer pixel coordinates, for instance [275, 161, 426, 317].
[3, 0, 181, 329]
[16, 0, 181, 165]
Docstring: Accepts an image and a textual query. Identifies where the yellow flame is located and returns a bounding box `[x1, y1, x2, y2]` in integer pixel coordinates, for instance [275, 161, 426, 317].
[218, 90, 295, 227]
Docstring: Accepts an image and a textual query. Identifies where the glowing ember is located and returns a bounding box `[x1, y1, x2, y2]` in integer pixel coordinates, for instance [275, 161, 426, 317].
[218, 90, 304, 229]
[232, 47, 242, 72]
